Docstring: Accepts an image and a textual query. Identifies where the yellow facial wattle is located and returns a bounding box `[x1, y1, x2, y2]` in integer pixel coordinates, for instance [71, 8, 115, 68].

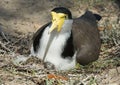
[49, 12, 67, 33]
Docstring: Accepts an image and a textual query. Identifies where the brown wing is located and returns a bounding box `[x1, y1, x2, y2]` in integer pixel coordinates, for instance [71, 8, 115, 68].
[72, 11, 101, 65]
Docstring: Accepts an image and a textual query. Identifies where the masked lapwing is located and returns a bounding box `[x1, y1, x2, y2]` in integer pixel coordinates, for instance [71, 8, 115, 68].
[30, 7, 101, 70]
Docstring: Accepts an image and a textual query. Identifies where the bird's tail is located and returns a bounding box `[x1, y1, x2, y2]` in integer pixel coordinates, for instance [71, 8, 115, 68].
[80, 10, 102, 21]
[93, 14, 102, 21]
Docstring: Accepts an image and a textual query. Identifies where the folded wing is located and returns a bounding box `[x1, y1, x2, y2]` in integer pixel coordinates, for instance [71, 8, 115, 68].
[72, 11, 102, 65]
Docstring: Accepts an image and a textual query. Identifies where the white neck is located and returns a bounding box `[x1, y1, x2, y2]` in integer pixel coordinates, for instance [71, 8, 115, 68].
[31, 19, 75, 70]
[60, 19, 73, 33]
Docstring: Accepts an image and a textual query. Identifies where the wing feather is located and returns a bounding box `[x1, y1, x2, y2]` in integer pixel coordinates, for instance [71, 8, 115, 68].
[72, 11, 101, 65]
[32, 22, 51, 52]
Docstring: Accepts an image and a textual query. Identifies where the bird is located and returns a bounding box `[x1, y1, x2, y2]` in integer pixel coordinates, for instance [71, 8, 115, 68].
[30, 7, 102, 70]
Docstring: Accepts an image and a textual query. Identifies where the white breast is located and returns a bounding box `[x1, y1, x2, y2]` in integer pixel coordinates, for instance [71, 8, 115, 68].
[31, 20, 76, 70]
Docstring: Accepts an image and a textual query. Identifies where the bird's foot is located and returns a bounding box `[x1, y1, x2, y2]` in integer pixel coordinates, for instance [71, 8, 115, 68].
[44, 61, 55, 70]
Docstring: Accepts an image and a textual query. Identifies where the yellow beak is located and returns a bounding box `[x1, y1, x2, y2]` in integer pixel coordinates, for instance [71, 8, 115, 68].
[49, 12, 67, 33]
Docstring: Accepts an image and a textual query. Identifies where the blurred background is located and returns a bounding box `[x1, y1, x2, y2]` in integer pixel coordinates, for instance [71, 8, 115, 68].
[0, 0, 119, 45]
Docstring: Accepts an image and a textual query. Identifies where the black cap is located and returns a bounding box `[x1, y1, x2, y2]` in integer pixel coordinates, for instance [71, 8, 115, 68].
[51, 7, 72, 19]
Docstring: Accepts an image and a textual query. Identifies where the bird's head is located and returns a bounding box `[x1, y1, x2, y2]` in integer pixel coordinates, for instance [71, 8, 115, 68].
[49, 7, 72, 33]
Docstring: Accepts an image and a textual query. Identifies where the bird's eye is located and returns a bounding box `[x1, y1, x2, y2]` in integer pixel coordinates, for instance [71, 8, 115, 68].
[64, 15, 68, 19]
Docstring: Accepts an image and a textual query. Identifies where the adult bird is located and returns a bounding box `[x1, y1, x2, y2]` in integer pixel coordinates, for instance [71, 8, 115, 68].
[30, 7, 101, 70]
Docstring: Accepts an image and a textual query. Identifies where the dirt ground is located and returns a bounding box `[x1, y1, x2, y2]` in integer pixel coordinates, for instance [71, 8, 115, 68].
[0, 0, 120, 85]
